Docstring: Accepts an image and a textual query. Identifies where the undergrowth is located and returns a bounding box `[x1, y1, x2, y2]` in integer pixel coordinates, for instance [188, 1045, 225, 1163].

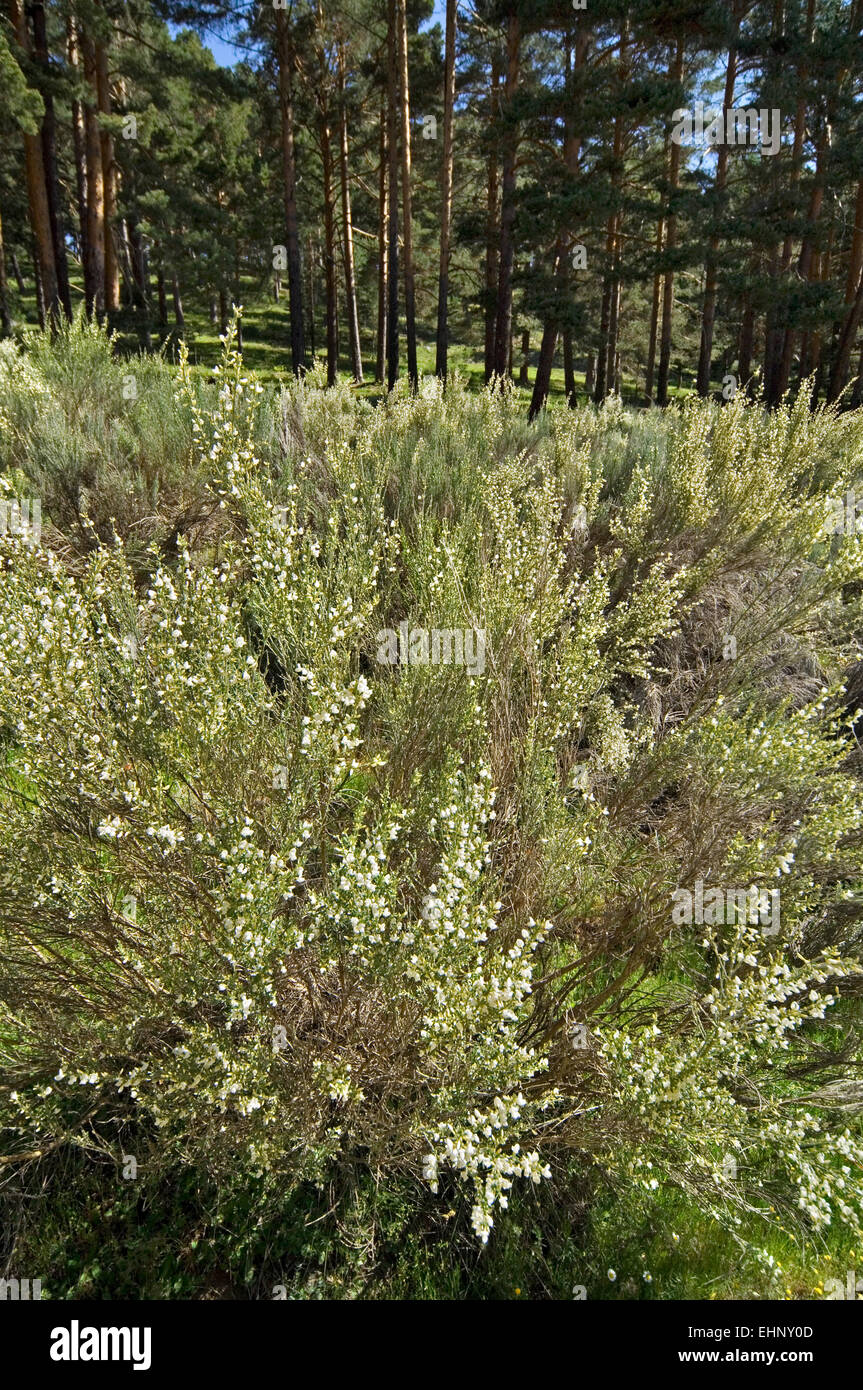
[2, 316, 863, 1298]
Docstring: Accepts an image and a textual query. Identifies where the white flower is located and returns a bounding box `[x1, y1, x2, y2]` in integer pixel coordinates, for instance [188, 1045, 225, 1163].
[471, 1205, 492, 1244]
[422, 1154, 439, 1192]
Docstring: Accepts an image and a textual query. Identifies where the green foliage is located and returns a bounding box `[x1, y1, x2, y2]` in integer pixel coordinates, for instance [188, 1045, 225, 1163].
[0, 28, 43, 134]
[0, 314, 195, 559]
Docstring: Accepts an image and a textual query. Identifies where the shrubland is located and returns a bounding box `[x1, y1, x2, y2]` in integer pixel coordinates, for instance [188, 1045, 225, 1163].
[2, 317, 863, 1299]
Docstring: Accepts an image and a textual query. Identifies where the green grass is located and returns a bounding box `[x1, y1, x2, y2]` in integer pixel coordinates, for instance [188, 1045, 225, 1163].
[3, 268, 696, 406]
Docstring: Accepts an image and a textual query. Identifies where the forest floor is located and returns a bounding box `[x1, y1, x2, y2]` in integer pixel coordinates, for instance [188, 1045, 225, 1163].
[7, 270, 690, 407]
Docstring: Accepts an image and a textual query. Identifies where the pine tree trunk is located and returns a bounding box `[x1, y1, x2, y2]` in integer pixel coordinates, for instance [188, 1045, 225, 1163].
[317, 74, 338, 387]
[529, 29, 586, 418]
[12, 0, 60, 322]
[307, 233, 318, 359]
[528, 321, 557, 419]
[116, 218, 134, 304]
[68, 15, 88, 280]
[771, 0, 817, 402]
[32, 235, 46, 328]
[518, 327, 530, 384]
[656, 36, 684, 407]
[435, 0, 456, 380]
[563, 329, 576, 405]
[738, 288, 755, 387]
[595, 24, 629, 403]
[82, 33, 106, 316]
[826, 178, 863, 399]
[585, 351, 595, 396]
[337, 43, 363, 382]
[483, 55, 501, 382]
[762, 244, 784, 402]
[376, 91, 388, 384]
[275, 12, 305, 374]
[597, 228, 623, 404]
[117, 72, 141, 312]
[828, 272, 863, 404]
[11, 252, 26, 294]
[234, 248, 243, 351]
[493, 11, 520, 381]
[844, 177, 863, 312]
[275, 6, 305, 375]
[606, 32, 628, 401]
[386, 0, 400, 391]
[157, 267, 167, 328]
[606, 265, 621, 394]
[697, 31, 737, 395]
[396, 0, 418, 389]
[801, 214, 833, 390]
[759, 0, 788, 399]
[851, 343, 863, 408]
[320, 110, 338, 386]
[172, 276, 184, 331]
[0, 200, 12, 336]
[31, 0, 72, 319]
[594, 274, 613, 404]
[95, 38, 120, 313]
[645, 132, 667, 408]
[24, 156, 59, 324]
[798, 243, 819, 387]
[645, 248, 664, 403]
[775, 124, 827, 400]
[126, 211, 146, 309]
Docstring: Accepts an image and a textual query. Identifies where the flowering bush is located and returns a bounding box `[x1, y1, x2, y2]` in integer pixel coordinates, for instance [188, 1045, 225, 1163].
[2, 318, 863, 1274]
